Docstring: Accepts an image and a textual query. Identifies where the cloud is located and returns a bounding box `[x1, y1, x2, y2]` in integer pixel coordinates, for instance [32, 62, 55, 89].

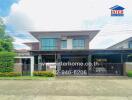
[9, 0, 132, 31]
[5, 0, 132, 49]
[0, 0, 20, 17]
[82, 17, 110, 30]
[8, 0, 114, 31]
[90, 16, 132, 49]
[6, 11, 34, 31]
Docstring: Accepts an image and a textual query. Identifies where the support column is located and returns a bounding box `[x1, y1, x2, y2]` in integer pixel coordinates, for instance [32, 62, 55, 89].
[87, 54, 92, 75]
[121, 53, 123, 63]
[56, 54, 61, 74]
[88, 54, 92, 63]
[38, 55, 42, 71]
[31, 57, 34, 76]
[19, 58, 22, 74]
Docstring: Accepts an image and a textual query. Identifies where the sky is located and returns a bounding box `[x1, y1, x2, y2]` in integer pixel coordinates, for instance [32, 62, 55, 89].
[0, 0, 19, 16]
[0, 0, 132, 49]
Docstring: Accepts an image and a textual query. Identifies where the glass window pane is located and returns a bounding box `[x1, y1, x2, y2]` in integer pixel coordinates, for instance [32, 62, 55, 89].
[73, 39, 85, 49]
[129, 41, 132, 48]
[41, 38, 57, 50]
[61, 40, 67, 48]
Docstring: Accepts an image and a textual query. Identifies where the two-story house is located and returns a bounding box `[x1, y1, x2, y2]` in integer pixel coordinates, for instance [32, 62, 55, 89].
[15, 30, 132, 76]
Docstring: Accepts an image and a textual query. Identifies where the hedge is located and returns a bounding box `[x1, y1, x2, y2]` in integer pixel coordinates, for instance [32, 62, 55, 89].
[0, 72, 21, 77]
[127, 71, 132, 77]
[0, 52, 15, 72]
[33, 71, 55, 77]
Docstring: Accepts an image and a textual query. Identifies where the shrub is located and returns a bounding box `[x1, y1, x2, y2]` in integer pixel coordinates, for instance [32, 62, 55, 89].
[0, 52, 16, 72]
[33, 71, 55, 77]
[0, 72, 21, 77]
[127, 71, 132, 77]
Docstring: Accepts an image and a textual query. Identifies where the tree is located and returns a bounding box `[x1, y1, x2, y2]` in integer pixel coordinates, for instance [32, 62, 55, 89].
[0, 18, 15, 73]
[0, 18, 13, 52]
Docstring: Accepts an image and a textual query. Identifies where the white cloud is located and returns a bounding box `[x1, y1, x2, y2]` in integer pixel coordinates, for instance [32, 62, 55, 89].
[6, 0, 132, 49]
[9, 0, 116, 31]
[90, 16, 132, 49]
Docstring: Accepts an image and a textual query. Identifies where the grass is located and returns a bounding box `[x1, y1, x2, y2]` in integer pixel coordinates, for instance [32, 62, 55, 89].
[0, 76, 55, 80]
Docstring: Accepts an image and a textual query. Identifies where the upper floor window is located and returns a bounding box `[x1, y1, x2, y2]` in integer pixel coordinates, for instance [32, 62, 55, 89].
[128, 41, 132, 48]
[73, 39, 85, 49]
[40, 38, 57, 50]
[61, 40, 67, 49]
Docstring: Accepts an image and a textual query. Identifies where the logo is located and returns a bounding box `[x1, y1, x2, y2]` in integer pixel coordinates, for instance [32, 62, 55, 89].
[110, 5, 125, 16]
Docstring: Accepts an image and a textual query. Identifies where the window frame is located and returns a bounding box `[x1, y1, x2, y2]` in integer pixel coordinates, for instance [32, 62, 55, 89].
[61, 40, 67, 49]
[72, 38, 85, 49]
[40, 38, 57, 50]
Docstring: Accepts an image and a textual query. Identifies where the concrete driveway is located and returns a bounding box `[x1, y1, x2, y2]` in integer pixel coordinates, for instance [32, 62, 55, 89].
[0, 76, 132, 100]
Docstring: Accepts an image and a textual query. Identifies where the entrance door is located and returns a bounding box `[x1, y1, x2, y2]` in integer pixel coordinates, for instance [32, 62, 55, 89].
[22, 58, 31, 76]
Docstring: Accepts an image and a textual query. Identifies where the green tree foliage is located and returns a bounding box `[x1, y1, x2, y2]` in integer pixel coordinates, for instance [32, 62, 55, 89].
[0, 52, 15, 72]
[0, 18, 15, 72]
[0, 18, 13, 52]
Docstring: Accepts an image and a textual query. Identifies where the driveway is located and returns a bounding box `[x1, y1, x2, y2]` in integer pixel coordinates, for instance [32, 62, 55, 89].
[0, 76, 132, 100]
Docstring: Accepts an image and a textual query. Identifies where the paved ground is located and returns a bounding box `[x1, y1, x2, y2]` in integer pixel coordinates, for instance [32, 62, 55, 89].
[0, 76, 132, 100]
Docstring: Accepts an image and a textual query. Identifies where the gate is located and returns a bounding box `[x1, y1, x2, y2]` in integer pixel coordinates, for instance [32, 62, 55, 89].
[88, 63, 123, 76]
[57, 64, 88, 76]
[57, 63, 123, 76]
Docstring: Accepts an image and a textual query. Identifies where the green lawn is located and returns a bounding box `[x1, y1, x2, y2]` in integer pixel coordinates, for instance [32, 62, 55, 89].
[0, 76, 55, 80]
